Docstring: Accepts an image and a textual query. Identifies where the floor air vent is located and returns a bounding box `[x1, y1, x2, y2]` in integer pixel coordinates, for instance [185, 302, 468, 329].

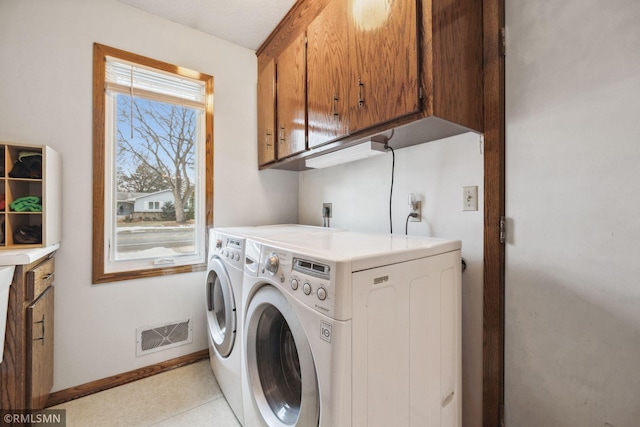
[136, 319, 192, 356]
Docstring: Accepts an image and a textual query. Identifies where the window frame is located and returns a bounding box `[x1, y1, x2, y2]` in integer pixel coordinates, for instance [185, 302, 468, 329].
[92, 43, 213, 284]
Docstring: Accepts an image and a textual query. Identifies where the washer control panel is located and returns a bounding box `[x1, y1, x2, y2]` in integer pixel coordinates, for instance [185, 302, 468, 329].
[213, 234, 245, 270]
[259, 246, 336, 317]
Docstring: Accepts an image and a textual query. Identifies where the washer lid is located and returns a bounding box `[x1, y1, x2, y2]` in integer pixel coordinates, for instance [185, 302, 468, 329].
[260, 231, 461, 271]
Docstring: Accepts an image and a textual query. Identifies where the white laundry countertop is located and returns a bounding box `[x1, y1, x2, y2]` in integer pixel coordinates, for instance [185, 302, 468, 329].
[0, 243, 59, 265]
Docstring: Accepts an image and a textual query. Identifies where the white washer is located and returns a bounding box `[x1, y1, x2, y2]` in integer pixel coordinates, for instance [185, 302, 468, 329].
[206, 225, 342, 425]
[241, 232, 462, 427]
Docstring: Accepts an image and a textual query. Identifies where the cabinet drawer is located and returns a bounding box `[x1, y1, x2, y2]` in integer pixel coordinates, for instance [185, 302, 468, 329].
[27, 257, 55, 301]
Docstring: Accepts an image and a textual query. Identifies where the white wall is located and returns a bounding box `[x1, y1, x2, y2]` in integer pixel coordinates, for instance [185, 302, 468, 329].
[505, 1, 640, 425]
[0, 0, 298, 392]
[299, 132, 484, 426]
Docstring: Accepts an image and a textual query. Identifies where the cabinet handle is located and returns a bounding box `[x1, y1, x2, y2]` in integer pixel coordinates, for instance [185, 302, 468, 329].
[43, 272, 55, 283]
[333, 93, 339, 117]
[280, 125, 285, 143]
[266, 130, 272, 148]
[358, 77, 364, 108]
[33, 314, 46, 345]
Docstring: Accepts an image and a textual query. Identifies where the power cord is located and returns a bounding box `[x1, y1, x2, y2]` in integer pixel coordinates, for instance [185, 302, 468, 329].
[385, 129, 396, 234]
[386, 145, 395, 234]
[405, 212, 418, 235]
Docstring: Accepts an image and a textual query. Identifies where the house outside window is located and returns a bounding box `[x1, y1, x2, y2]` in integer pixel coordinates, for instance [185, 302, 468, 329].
[93, 43, 213, 283]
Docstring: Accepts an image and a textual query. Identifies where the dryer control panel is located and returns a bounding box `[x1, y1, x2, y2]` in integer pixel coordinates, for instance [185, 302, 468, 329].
[259, 246, 336, 318]
[213, 233, 245, 271]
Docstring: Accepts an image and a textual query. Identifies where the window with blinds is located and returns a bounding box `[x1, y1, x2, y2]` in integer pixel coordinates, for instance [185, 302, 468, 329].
[93, 44, 214, 284]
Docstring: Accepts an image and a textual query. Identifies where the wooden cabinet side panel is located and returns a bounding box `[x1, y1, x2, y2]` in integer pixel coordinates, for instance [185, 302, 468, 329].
[349, 0, 420, 132]
[307, 0, 350, 148]
[432, 0, 483, 131]
[257, 59, 276, 166]
[276, 33, 307, 159]
[0, 265, 27, 411]
[27, 285, 54, 410]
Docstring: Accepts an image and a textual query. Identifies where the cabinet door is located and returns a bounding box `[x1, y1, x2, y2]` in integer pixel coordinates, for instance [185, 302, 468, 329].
[307, 0, 349, 148]
[27, 285, 54, 410]
[257, 59, 276, 166]
[349, 0, 420, 132]
[276, 32, 307, 159]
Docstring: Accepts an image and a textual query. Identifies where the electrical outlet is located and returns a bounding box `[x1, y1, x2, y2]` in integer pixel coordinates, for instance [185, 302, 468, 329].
[463, 186, 478, 211]
[408, 193, 421, 222]
[322, 203, 332, 218]
[410, 200, 421, 222]
[322, 203, 332, 228]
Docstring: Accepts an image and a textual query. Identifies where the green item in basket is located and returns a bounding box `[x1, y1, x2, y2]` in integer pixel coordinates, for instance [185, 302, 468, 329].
[9, 196, 42, 212]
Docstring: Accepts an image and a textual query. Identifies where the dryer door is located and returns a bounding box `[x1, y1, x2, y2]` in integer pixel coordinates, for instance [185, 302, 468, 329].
[206, 258, 236, 357]
[245, 285, 320, 427]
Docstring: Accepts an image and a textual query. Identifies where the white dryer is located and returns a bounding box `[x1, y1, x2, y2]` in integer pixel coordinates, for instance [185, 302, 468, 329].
[206, 229, 246, 424]
[241, 232, 462, 427]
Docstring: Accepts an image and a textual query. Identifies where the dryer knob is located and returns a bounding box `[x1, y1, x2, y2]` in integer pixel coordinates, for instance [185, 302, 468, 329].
[215, 239, 222, 249]
[303, 283, 312, 295]
[265, 253, 279, 275]
[317, 287, 327, 301]
[291, 278, 299, 290]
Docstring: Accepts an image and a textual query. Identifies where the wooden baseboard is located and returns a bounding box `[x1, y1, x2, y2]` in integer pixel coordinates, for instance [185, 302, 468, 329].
[45, 349, 209, 408]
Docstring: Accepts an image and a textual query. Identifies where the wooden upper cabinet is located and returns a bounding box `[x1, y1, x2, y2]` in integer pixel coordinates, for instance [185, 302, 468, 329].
[257, 58, 276, 166]
[255, 0, 482, 170]
[348, 0, 420, 132]
[307, 0, 349, 148]
[276, 32, 307, 159]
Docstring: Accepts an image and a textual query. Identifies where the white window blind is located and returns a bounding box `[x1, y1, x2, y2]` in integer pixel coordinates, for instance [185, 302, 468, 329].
[105, 57, 206, 109]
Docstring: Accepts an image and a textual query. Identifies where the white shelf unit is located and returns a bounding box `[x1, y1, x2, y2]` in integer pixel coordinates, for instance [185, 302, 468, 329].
[0, 142, 61, 249]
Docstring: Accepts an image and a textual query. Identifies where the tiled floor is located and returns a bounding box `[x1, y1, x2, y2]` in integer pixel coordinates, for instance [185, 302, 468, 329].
[49, 359, 241, 427]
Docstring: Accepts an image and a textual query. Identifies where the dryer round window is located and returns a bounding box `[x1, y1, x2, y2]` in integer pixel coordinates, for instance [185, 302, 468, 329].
[205, 260, 236, 358]
[245, 285, 320, 426]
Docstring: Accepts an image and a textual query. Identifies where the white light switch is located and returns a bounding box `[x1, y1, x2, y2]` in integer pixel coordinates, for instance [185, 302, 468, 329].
[463, 186, 478, 211]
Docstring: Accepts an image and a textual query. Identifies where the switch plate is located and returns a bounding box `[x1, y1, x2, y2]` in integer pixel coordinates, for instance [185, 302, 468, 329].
[463, 186, 478, 211]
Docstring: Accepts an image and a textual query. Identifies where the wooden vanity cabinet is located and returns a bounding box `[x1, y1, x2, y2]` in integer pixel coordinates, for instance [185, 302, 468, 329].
[276, 32, 307, 159]
[0, 254, 55, 413]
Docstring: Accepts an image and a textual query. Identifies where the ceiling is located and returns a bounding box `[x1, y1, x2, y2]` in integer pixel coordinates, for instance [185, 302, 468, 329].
[118, 0, 298, 51]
